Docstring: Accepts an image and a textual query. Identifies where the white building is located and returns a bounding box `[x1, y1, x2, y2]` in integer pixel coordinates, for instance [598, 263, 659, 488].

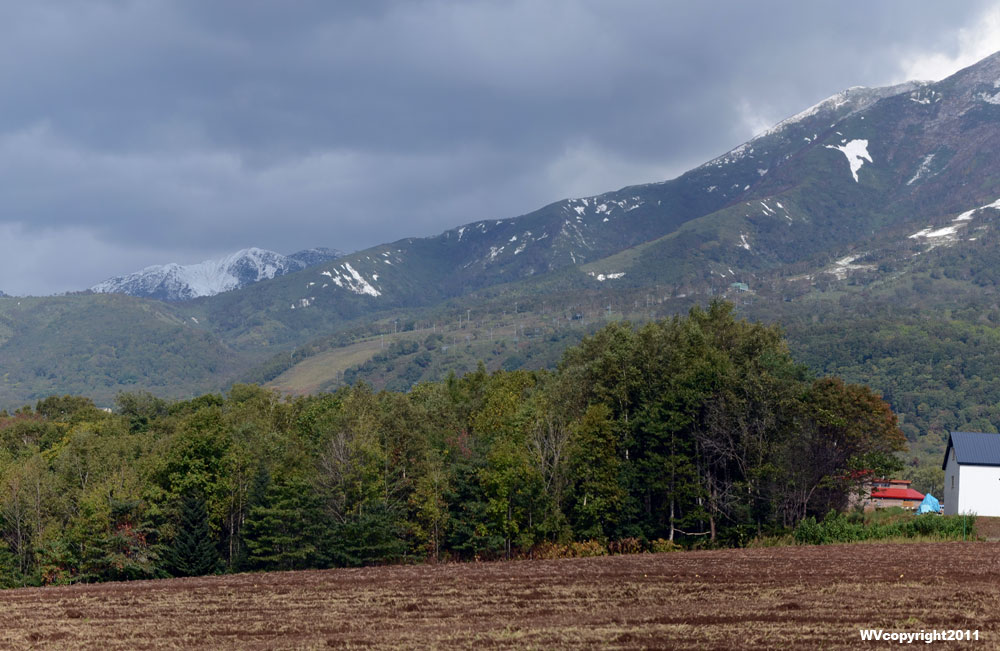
[942, 431, 1000, 516]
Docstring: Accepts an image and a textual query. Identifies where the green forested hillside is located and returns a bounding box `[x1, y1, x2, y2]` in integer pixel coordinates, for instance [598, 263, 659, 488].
[0, 295, 242, 406]
[0, 304, 904, 587]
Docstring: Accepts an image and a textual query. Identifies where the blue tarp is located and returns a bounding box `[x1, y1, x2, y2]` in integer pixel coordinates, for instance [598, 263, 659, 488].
[918, 493, 941, 514]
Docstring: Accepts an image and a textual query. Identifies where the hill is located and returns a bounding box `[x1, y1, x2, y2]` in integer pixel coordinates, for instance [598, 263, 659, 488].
[0, 294, 241, 406]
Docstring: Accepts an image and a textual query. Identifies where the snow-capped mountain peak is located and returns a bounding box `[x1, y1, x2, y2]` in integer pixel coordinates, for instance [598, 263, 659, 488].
[92, 247, 341, 301]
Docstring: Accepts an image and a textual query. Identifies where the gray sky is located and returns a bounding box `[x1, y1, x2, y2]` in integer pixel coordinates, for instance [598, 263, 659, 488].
[1, 0, 998, 295]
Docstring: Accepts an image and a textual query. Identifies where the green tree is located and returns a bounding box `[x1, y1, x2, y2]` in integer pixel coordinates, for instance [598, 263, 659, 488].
[115, 391, 168, 433]
[780, 377, 906, 521]
[566, 404, 624, 540]
[168, 492, 219, 577]
[410, 449, 451, 561]
[474, 371, 544, 558]
[326, 500, 406, 567]
[0, 540, 21, 588]
[82, 497, 161, 582]
[243, 476, 326, 571]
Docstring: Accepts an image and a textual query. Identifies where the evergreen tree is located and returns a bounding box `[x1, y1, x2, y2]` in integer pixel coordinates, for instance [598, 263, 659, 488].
[326, 501, 406, 567]
[168, 492, 219, 577]
[232, 464, 271, 571]
[244, 477, 327, 571]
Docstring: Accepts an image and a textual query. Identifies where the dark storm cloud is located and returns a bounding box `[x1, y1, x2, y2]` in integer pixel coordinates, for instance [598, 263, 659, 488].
[0, 0, 995, 293]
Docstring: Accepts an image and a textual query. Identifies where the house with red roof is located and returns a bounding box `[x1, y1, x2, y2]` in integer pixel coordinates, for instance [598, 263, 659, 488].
[868, 480, 925, 510]
[846, 477, 925, 511]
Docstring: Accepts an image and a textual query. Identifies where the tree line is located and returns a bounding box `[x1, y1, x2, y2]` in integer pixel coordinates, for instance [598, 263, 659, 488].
[0, 301, 904, 586]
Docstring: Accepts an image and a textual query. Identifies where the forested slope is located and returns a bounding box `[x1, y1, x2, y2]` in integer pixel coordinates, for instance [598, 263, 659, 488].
[0, 303, 903, 586]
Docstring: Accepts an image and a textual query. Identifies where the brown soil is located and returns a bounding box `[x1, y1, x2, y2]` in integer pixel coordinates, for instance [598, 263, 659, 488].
[1, 542, 998, 649]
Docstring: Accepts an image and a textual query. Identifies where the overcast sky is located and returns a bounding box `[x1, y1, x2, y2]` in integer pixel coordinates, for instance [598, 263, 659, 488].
[2, 1, 999, 295]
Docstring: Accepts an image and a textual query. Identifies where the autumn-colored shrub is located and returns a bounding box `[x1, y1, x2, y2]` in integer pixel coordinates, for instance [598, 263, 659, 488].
[607, 538, 642, 555]
[569, 540, 607, 557]
[649, 538, 681, 553]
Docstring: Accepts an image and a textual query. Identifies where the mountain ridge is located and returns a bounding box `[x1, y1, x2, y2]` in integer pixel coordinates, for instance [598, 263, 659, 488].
[91, 246, 343, 301]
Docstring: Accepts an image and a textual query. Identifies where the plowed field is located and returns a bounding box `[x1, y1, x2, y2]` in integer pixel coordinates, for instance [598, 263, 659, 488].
[2, 542, 998, 649]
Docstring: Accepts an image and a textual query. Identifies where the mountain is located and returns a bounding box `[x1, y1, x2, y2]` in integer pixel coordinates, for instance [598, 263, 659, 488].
[577, 53, 1000, 290]
[7, 49, 1000, 484]
[258, 49, 996, 311]
[191, 63, 979, 334]
[91, 246, 342, 301]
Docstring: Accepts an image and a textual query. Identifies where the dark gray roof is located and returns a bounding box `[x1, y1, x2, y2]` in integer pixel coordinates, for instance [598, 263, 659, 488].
[943, 431, 1000, 470]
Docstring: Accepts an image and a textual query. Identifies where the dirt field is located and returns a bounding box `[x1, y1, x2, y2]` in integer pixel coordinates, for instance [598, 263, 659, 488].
[2, 542, 999, 649]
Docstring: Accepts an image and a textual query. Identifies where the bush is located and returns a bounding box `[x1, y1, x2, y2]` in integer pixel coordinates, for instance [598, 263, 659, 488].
[570, 540, 607, 557]
[528, 541, 572, 559]
[793, 510, 977, 545]
[746, 534, 795, 548]
[793, 516, 825, 545]
[649, 538, 681, 553]
[607, 538, 642, 555]
[528, 539, 613, 558]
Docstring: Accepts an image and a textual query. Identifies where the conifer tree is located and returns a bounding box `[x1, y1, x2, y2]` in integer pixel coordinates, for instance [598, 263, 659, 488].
[168, 492, 219, 577]
[244, 477, 326, 571]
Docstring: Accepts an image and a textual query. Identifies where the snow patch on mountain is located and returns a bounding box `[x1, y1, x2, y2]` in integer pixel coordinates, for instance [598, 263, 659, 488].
[907, 154, 935, 186]
[825, 139, 872, 182]
[702, 81, 924, 170]
[588, 271, 625, 281]
[906, 199, 1000, 250]
[563, 195, 643, 218]
[976, 91, 1000, 105]
[909, 225, 960, 240]
[92, 248, 327, 301]
[320, 262, 381, 297]
[828, 254, 875, 280]
[953, 198, 1000, 222]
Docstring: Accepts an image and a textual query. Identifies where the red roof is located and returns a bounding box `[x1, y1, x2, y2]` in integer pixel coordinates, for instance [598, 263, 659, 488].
[870, 488, 924, 500]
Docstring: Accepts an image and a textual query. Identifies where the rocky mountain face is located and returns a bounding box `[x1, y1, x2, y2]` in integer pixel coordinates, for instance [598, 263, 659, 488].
[91, 247, 342, 301]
